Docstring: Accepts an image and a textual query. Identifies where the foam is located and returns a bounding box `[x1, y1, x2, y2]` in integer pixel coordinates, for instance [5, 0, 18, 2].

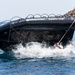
[12, 42, 75, 59]
[0, 49, 4, 54]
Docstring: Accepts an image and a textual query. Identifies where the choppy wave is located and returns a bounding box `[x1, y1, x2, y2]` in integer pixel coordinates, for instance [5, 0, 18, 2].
[11, 42, 75, 59]
[0, 49, 4, 54]
[0, 42, 75, 75]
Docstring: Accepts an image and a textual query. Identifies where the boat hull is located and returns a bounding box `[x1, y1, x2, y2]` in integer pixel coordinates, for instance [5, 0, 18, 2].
[0, 19, 75, 51]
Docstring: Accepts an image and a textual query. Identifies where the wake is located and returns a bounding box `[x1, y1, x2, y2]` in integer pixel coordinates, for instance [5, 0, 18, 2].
[11, 42, 75, 59]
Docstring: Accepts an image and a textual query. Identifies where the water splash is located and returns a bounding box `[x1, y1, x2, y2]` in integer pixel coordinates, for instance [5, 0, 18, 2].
[12, 42, 75, 59]
[0, 49, 4, 54]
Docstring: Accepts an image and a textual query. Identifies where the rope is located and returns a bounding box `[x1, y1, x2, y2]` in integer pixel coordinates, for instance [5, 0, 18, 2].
[11, 27, 27, 39]
[7, 25, 27, 43]
[6, 16, 23, 42]
[57, 19, 75, 44]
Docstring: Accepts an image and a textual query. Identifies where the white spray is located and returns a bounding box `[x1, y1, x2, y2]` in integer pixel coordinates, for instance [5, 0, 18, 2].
[12, 42, 75, 59]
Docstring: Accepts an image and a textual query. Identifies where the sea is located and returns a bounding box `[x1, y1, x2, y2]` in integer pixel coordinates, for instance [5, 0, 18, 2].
[0, 29, 75, 75]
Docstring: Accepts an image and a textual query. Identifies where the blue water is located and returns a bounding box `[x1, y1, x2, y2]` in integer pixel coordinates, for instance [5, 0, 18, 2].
[0, 31, 75, 75]
[0, 57, 75, 75]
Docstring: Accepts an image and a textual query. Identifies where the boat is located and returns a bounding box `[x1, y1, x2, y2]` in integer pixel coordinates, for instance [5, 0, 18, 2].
[0, 9, 75, 51]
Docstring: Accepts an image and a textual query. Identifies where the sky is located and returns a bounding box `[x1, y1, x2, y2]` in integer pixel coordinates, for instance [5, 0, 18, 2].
[0, 0, 75, 21]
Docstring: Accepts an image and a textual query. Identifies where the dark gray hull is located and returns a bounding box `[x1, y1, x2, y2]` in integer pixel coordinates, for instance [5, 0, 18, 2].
[0, 18, 75, 51]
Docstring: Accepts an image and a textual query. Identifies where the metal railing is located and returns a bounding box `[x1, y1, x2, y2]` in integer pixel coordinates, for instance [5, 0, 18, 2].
[0, 14, 75, 26]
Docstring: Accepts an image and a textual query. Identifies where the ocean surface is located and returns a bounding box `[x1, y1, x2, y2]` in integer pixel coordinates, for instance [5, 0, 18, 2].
[0, 32, 75, 75]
